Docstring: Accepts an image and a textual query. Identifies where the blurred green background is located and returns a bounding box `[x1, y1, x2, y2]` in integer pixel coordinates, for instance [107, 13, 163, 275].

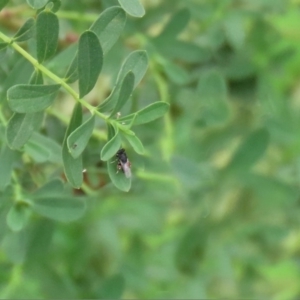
[1, 0, 300, 298]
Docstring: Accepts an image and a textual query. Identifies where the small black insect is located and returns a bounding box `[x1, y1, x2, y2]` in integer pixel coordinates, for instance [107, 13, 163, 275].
[116, 148, 131, 178]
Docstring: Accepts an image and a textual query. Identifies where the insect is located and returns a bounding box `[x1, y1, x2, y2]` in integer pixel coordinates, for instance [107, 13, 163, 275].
[115, 148, 131, 178]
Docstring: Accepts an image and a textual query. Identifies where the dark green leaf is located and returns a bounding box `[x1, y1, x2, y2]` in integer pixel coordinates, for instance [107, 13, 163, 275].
[62, 103, 83, 188]
[90, 6, 126, 54]
[0, 146, 18, 191]
[32, 196, 86, 222]
[159, 8, 190, 38]
[36, 11, 59, 63]
[227, 128, 270, 172]
[7, 84, 60, 113]
[124, 133, 144, 155]
[25, 132, 62, 164]
[118, 0, 145, 17]
[27, 0, 48, 9]
[109, 71, 134, 117]
[64, 52, 78, 83]
[0, 0, 9, 11]
[67, 114, 95, 159]
[118, 102, 169, 126]
[78, 30, 103, 98]
[98, 50, 148, 112]
[6, 203, 30, 232]
[106, 125, 131, 192]
[6, 112, 44, 149]
[13, 18, 35, 42]
[101, 127, 121, 161]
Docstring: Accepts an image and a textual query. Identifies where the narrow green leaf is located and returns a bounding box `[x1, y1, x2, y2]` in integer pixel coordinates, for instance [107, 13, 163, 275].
[25, 132, 62, 164]
[98, 50, 148, 112]
[64, 53, 78, 83]
[67, 114, 95, 159]
[0, 146, 18, 191]
[29, 69, 44, 84]
[32, 196, 86, 222]
[78, 30, 103, 98]
[106, 125, 131, 192]
[27, 0, 48, 9]
[118, 102, 169, 126]
[6, 112, 44, 149]
[101, 127, 121, 161]
[36, 11, 59, 63]
[13, 18, 35, 42]
[90, 6, 126, 54]
[6, 203, 30, 232]
[0, 0, 9, 11]
[227, 128, 270, 172]
[118, 0, 145, 17]
[124, 133, 144, 154]
[159, 8, 190, 38]
[109, 72, 134, 118]
[62, 103, 83, 188]
[7, 84, 60, 113]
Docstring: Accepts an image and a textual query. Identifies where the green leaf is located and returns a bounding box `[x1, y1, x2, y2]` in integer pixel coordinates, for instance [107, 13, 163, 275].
[159, 8, 190, 38]
[118, 0, 145, 17]
[98, 274, 125, 299]
[98, 50, 148, 112]
[124, 133, 144, 154]
[64, 52, 78, 83]
[0, 0, 9, 11]
[7, 84, 60, 113]
[36, 11, 59, 63]
[90, 6, 126, 54]
[25, 132, 62, 164]
[32, 196, 86, 222]
[67, 114, 95, 159]
[0, 146, 18, 191]
[78, 30, 103, 98]
[0, 42, 8, 59]
[6, 203, 30, 232]
[227, 128, 270, 173]
[106, 125, 131, 192]
[29, 69, 44, 84]
[118, 102, 169, 126]
[109, 71, 134, 118]
[33, 179, 64, 197]
[27, 0, 48, 9]
[6, 112, 44, 149]
[13, 18, 35, 42]
[101, 127, 121, 161]
[62, 103, 83, 188]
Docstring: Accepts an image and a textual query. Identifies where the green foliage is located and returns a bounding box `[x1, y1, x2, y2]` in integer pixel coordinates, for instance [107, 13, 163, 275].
[1, 0, 300, 299]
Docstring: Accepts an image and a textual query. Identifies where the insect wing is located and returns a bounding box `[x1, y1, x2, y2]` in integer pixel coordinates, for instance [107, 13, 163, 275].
[120, 160, 131, 178]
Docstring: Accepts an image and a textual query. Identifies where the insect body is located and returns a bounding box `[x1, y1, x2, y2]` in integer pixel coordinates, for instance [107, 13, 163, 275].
[116, 148, 131, 178]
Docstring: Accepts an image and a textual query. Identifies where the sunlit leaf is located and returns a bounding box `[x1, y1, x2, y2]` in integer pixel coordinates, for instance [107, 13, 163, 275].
[118, 0, 145, 17]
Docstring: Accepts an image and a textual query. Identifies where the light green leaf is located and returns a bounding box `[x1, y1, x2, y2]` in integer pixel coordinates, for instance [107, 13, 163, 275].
[67, 114, 95, 159]
[109, 71, 134, 117]
[13, 18, 35, 42]
[98, 50, 148, 112]
[6, 112, 44, 149]
[78, 30, 103, 98]
[33, 179, 64, 197]
[106, 125, 131, 192]
[62, 103, 83, 188]
[7, 84, 60, 113]
[101, 127, 121, 161]
[0, 0, 9, 11]
[36, 11, 59, 63]
[227, 128, 270, 172]
[6, 203, 30, 232]
[118, 0, 145, 17]
[124, 133, 144, 155]
[90, 6, 126, 54]
[27, 0, 48, 9]
[32, 196, 86, 222]
[118, 102, 169, 126]
[25, 132, 62, 164]
[0, 146, 18, 191]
